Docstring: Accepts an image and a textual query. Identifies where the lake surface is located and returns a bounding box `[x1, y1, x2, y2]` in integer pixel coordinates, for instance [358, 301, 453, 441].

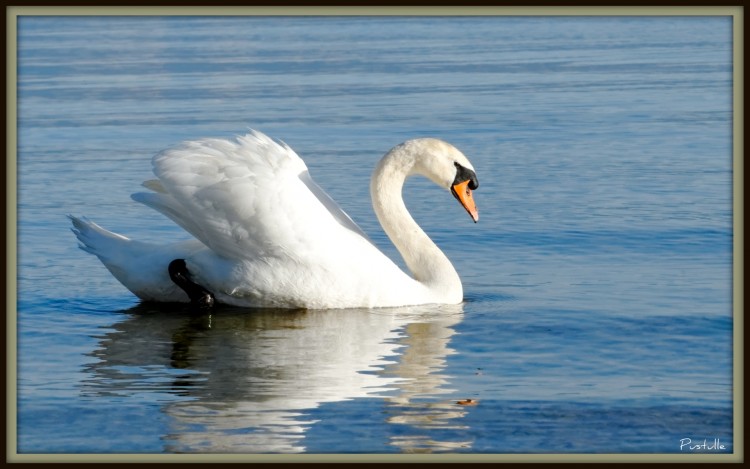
[13, 15, 735, 459]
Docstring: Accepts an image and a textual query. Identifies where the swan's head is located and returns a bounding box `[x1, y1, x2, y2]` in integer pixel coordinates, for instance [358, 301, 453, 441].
[406, 138, 480, 223]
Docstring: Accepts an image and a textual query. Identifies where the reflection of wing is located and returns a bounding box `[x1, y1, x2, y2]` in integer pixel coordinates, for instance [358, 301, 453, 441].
[132, 130, 373, 263]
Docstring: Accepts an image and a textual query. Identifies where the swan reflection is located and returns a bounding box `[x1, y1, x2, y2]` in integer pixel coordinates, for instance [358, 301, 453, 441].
[83, 303, 470, 453]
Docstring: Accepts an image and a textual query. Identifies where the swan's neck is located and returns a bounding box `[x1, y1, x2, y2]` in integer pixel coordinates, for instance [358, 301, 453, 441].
[370, 144, 462, 302]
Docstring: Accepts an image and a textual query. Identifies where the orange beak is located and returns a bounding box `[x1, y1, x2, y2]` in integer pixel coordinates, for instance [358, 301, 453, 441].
[451, 180, 479, 223]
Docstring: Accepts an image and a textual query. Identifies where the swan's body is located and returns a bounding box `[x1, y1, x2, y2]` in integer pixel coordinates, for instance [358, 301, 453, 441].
[71, 130, 479, 309]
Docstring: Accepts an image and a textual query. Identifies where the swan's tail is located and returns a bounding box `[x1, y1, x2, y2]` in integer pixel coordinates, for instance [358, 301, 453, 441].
[69, 215, 133, 262]
[68, 215, 190, 302]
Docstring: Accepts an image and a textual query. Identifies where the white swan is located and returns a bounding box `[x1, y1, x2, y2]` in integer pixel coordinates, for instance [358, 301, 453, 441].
[70, 130, 479, 309]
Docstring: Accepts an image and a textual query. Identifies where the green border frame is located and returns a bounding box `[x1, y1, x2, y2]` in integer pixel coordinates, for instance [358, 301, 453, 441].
[5, 5, 744, 464]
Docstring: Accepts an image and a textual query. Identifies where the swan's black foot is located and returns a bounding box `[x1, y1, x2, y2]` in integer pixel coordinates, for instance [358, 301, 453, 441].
[168, 259, 215, 310]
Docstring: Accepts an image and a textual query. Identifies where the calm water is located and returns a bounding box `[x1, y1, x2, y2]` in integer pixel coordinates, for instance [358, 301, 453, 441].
[15, 16, 734, 457]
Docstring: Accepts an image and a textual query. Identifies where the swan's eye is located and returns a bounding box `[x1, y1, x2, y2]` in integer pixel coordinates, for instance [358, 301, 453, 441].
[453, 162, 479, 190]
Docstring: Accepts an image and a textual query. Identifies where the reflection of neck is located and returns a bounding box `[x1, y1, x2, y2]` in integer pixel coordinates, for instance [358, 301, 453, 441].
[370, 145, 462, 303]
[383, 310, 471, 452]
[390, 317, 460, 397]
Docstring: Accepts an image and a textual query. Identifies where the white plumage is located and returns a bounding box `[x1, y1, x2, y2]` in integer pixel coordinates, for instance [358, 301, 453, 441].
[70, 130, 479, 309]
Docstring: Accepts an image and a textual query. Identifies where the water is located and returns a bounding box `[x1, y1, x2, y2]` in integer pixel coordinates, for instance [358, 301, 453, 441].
[14, 15, 734, 457]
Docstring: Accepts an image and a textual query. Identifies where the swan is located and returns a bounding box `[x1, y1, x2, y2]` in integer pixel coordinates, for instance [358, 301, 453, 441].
[70, 130, 479, 309]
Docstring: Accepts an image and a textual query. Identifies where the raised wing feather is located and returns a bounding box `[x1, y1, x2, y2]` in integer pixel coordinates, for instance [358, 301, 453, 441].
[133, 130, 372, 263]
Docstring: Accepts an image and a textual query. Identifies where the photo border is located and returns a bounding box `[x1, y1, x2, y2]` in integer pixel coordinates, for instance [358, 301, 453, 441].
[4, 4, 744, 464]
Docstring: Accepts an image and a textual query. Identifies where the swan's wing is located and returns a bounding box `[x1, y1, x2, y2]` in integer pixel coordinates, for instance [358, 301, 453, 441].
[132, 130, 373, 262]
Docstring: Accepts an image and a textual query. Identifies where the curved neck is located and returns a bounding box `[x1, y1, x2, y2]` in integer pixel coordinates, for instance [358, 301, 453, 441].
[370, 145, 462, 301]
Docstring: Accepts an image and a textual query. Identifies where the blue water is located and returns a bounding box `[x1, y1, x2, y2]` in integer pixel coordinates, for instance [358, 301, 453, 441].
[14, 15, 734, 457]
